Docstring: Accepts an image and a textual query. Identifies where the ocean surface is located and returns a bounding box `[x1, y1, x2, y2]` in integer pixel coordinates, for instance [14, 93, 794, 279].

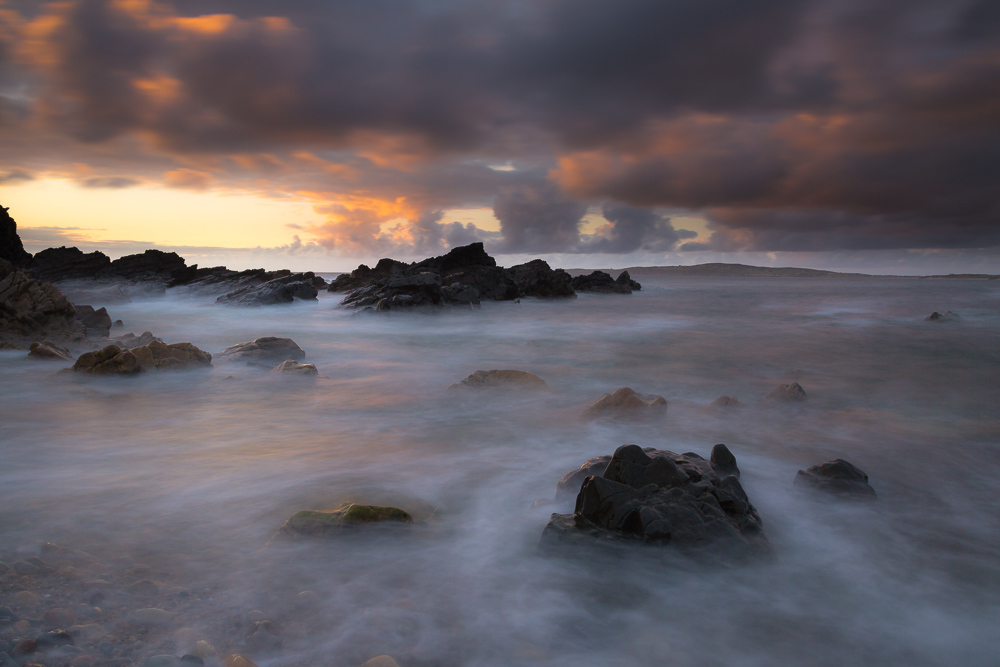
[1, 277, 998, 666]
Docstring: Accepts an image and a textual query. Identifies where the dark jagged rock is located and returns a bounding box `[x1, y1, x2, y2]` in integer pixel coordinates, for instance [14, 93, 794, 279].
[113, 331, 161, 349]
[216, 273, 319, 306]
[0, 205, 32, 267]
[331, 242, 578, 310]
[107, 249, 186, 281]
[555, 455, 612, 502]
[542, 444, 766, 557]
[571, 270, 632, 294]
[74, 305, 113, 337]
[505, 259, 574, 298]
[32, 247, 111, 282]
[794, 459, 877, 500]
[616, 270, 641, 291]
[926, 311, 961, 321]
[0, 259, 86, 344]
[28, 340, 74, 361]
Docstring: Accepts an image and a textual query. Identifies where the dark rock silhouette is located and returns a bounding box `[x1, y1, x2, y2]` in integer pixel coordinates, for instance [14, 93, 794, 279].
[543, 444, 766, 556]
[795, 459, 877, 500]
[216, 273, 320, 306]
[572, 270, 633, 293]
[765, 382, 807, 402]
[0, 259, 86, 344]
[926, 311, 961, 321]
[32, 247, 112, 283]
[331, 243, 582, 310]
[0, 206, 32, 267]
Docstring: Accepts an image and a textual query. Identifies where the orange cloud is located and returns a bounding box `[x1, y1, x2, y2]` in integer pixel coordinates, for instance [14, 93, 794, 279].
[164, 168, 214, 189]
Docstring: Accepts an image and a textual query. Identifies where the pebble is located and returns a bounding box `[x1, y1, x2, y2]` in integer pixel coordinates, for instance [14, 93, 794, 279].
[42, 608, 75, 629]
[190, 641, 214, 659]
[13, 621, 31, 634]
[74, 604, 102, 619]
[179, 656, 204, 667]
[0, 606, 17, 623]
[85, 590, 105, 606]
[57, 566, 80, 579]
[14, 591, 38, 606]
[130, 608, 173, 627]
[111, 556, 134, 570]
[222, 656, 259, 667]
[243, 610, 266, 625]
[82, 580, 112, 591]
[295, 590, 321, 608]
[164, 587, 191, 598]
[13, 561, 40, 575]
[70, 656, 96, 667]
[68, 624, 105, 642]
[0, 561, 9, 575]
[144, 655, 178, 667]
[244, 620, 282, 651]
[99, 641, 115, 656]
[127, 580, 159, 597]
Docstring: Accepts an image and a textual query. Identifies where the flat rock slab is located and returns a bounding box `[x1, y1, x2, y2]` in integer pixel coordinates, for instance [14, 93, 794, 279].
[277, 503, 413, 539]
[271, 360, 318, 376]
[795, 459, 877, 499]
[218, 337, 305, 362]
[448, 369, 550, 391]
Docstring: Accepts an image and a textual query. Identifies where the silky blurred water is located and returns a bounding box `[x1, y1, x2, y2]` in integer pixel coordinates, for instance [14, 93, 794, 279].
[1, 277, 998, 666]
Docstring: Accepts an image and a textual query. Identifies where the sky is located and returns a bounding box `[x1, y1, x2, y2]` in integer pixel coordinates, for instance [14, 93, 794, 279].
[0, 0, 997, 274]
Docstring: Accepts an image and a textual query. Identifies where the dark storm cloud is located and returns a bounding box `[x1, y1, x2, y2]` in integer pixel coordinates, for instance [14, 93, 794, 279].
[1, 0, 998, 254]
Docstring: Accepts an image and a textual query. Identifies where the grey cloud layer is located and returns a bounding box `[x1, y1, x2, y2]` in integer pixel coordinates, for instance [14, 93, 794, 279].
[0, 0, 997, 254]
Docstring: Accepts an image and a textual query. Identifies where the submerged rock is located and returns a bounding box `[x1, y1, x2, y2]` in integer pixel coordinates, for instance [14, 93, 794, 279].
[794, 459, 877, 500]
[448, 369, 550, 391]
[584, 387, 667, 417]
[277, 504, 413, 540]
[926, 311, 961, 321]
[28, 340, 74, 361]
[764, 382, 807, 402]
[542, 444, 766, 556]
[218, 337, 306, 363]
[244, 620, 281, 651]
[270, 360, 318, 376]
[216, 273, 319, 306]
[571, 271, 633, 294]
[222, 656, 259, 667]
[711, 396, 742, 409]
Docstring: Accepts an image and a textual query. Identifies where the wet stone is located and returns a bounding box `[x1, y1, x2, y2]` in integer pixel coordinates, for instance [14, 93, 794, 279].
[126, 580, 159, 597]
[99, 642, 115, 656]
[42, 608, 74, 629]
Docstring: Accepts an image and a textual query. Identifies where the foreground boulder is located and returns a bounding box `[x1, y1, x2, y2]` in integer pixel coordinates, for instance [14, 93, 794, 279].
[542, 444, 766, 556]
[271, 360, 318, 376]
[217, 273, 319, 306]
[131, 340, 212, 371]
[28, 340, 74, 361]
[1, 260, 86, 344]
[72, 344, 142, 375]
[218, 337, 305, 363]
[448, 369, 550, 391]
[277, 503, 413, 538]
[794, 459, 877, 500]
[764, 382, 807, 402]
[584, 387, 666, 417]
[571, 270, 640, 294]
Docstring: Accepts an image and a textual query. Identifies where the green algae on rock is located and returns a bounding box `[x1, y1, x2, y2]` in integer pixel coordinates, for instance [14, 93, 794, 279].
[277, 503, 413, 539]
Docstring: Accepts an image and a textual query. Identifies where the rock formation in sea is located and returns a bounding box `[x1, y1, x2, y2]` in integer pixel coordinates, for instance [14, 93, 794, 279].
[571, 270, 641, 294]
[765, 382, 807, 402]
[0, 205, 32, 267]
[448, 369, 550, 391]
[584, 387, 667, 417]
[215, 273, 320, 306]
[0, 258, 87, 345]
[218, 337, 306, 363]
[330, 242, 584, 311]
[542, 444, 767, 557]
[794, 459, 877, 499]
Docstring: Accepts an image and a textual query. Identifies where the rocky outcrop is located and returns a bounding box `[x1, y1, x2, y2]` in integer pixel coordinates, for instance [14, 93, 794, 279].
[107, 249, 186, 281]
[32, 247, 112, 283]
[271, 360, 318, 376]
[28, 340, 74, 361]
[277, 503, 413, 538]
[505, 259, 574, 298]
[72, 344, 143, 375]
[542, 444, 767, 557]
[216, 273, 319, 306]
[0, 260, 86, 344]
[448, 369, 550, 391]
[571, 270, 637, 294]
[794, 459, 877, 500]
[711, 396, 742, 409]
[72, 341, 212, 374]
[131, 340, 212, 371]
[555, 455, 612, 502]
[1, 205, 32, 267]
[113, 331, 161, 349]
[764, 382, 807, 402]
[584, 387, 667, 417]
[926, 311, 961, 321]
[331, 242, 581, 311]
[218, 337, 305, 363]
[73, 305, 113, 337]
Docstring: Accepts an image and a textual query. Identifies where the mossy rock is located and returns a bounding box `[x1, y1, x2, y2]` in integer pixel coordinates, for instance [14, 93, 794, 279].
[279, 503, 413, 538]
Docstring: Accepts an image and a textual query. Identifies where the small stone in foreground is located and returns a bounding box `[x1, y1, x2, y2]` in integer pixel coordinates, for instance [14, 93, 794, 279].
[764, 382, 807, 402]
[360, 657, 400, 667]
[794, 459, 877, 500]
[271, 360, 318, 376]
[223, 654, 260, 667]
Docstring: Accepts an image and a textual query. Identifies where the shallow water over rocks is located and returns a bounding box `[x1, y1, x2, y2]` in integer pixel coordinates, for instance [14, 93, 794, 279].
[1, 277, 998, 666]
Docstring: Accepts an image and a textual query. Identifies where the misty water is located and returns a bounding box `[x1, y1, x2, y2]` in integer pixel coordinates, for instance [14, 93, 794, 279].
[1, 277, 998, 666]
